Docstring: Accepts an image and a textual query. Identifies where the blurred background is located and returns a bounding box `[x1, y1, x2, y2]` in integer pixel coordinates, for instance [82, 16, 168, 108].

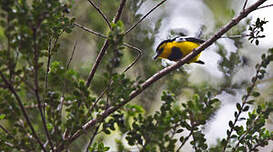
[55, 0, 273, 151]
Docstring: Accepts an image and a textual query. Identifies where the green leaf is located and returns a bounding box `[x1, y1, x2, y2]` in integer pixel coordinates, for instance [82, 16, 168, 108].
[252, 91, 260, 97]
[243, 106, 250, 112]
[0, 114, 5, 120]
[176, 129, 184, 133]
[236, 103, 241, 111]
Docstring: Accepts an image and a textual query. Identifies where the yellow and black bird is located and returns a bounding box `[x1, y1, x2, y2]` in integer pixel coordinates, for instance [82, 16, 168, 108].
[153, 37, 205, 64]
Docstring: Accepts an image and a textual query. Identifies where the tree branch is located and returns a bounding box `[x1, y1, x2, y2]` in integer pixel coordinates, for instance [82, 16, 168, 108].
[33, 28, 54, 150]
[85, 0, 127, 88]
[113, 0, 127, 23]
[124, 0, 167, 35]
[122, 43, 143, 73]
[74, 23, 107, 39]
[87, 0, 111, 29]
[85, 124, 101, 152]
[66, 40, 78, 70]
[176, 132, 193, 152]
[85, 40, 110, 87]
[243, 0, 249, 10]
[56, 0, 267, 151]
[0, 72, 47, 152]
[257, 3, 273, 9]
[75, 22, 143, 72]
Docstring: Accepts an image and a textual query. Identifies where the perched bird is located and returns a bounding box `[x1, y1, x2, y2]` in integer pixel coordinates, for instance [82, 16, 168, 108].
[153, 37, 205, 64]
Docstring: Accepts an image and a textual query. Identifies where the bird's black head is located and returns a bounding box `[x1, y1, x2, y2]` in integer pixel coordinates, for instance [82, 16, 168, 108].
[153, 38, 174, 60]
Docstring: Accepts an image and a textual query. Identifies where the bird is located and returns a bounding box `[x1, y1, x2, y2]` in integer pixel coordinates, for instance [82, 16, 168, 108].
[153, 36, 205, 64]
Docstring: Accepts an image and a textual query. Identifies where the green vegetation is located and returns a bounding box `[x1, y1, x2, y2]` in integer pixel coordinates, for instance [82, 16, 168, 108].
[0, 0, 272, 151]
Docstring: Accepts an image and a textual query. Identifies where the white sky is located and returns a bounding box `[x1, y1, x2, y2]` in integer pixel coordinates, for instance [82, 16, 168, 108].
[137, 0, 273, 151]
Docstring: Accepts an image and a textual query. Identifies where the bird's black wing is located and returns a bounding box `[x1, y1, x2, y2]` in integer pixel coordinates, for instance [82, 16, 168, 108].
[184, 37, 205, 44]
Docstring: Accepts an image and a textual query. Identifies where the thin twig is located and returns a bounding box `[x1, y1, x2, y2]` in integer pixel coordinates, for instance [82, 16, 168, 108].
[0, 83, 7, 88]
[0, 124, 14, 138]
[58, 40, 78, 116]
[124, 0, 167, 35]
[33, 28, 54, 150]
[45, 35, 61, 91]
[56, 1, 268, 151]
[257, 3, 273, 10]
[243, 0, 248, 10]
[221, 34, 250, 39]
[85, 0, 127, 88]
[0, 72, 47, 152]
[87, 0, 111, 28]
[89, 84, 109, 113]
[45, 37, 53, 91]
[85, 124, 101, 152]
[74, 23, 107, 39]
[176, 132, 193, 152]
[66, 40, 78, 69]
[112, 0, 127, 23]
[122, 43, 143, 73]
[222, 64, 262, 152]
[85, 40, 110, 87]
[74, 22, 143, 73]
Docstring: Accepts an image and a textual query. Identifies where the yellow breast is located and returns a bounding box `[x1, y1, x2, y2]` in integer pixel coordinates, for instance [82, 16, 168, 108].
[158, 41, 201, 62]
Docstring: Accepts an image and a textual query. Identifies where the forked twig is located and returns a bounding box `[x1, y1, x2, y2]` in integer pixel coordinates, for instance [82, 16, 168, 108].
[124, 0, 167, 35]
[122, 43, 143, 73]
[74, 23, 107, 39]
[66, 40, 78, 69]
[257, 3, 273, 10]
[74, 22, 143, 73]
[87, 0, 111, 28]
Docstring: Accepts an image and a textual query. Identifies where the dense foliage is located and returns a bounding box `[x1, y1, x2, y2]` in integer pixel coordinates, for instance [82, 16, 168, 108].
[0, 0, 272, 152]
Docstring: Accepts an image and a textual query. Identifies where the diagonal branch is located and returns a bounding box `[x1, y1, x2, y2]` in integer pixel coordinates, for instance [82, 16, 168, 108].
[124, 0, 167, 35]
[113, 0, 127, 23]
[55, 1, 267, 151]
[74, 22, 143, 69]
[257, 3, 273, 9]
[74, 23, 107, 39]
[122, 43, 143, 73]
[243, 0, 249, 10]
[0, 72, 47, 152]
[85, 0, 127, 88]
[87, 0, 111, 28]
[33, 29, 54, 150]
[85, 40, 110, 87]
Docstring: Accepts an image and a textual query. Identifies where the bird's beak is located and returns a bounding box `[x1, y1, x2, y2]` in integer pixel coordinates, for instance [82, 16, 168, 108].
[153, 53, 159, 60]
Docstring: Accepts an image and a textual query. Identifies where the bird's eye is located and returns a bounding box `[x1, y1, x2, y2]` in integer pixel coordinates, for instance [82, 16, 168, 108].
[175, 37, 184, 42]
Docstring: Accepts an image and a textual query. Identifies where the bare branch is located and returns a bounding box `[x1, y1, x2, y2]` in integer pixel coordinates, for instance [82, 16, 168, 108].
[221, 34, 250, 39]
[45, 37, 52, 91]
[124, 0, 167, 35]
[74, 23, 107, 39]
[122, 43, 143, 73]
[0, 72, 47, 151]
[85, 40, 110, 87]
[33, 29, 54, 150]
[176, 132, 193, 152]
[0, 124, 13, 138]
[243, 0, 248, 10]
[113, 0, 127, 23]
[66, 40, 78, 69]
[45, 34, 61, 91]
[85, 0, 127, 88]
[257, 3, 273, 9]
[87, 0, 111, 28]
[85, 124, 101, 152]
[0, 83, 7, 89]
